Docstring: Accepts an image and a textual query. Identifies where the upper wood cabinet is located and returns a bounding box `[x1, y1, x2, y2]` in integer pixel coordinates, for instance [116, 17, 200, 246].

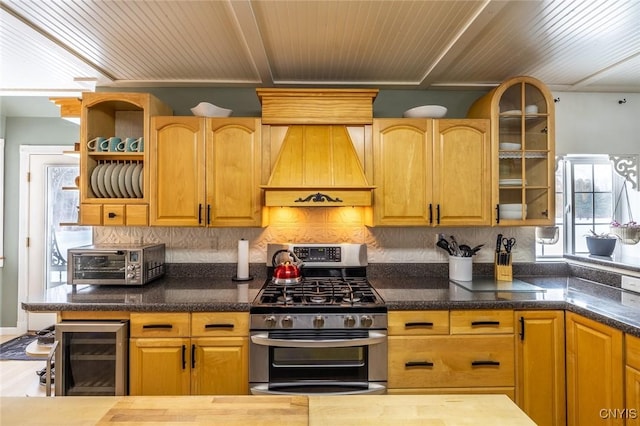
[372, 118, 491, 226]
[149, 117, 262, 227]
[79, 92, 172, 226]
[468, 76, 555, 226]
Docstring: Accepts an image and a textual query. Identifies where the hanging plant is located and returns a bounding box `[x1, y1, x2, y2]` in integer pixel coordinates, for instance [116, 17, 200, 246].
[610, 179, 640, 245]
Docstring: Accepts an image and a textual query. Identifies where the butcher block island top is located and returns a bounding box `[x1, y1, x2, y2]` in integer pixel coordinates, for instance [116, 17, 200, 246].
[1, 394, 535, 425]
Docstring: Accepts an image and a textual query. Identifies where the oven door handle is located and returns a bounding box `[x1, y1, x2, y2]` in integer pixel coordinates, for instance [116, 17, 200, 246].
[250, 382, 387, 396]
[250, 332, 386, 348]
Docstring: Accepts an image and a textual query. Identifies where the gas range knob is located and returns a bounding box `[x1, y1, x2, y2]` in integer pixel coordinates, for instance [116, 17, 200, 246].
[264, 316, 277, 328]
[313, 315, 325, 328]
[344, 315, 356, 328]
[360, 315, 373, 328]
[281, 316, 294, 328]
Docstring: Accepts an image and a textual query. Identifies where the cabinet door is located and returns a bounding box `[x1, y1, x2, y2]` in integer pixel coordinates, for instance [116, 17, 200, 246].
[515, 310, 566, 426]
[205, 118, 262, 227]
[191, 337, 249, 395]
[372, 119, 433, 226]
[626, 334, 640, 426]
[149, 116, 206, 226]
[129, 337, 191, 395]
[566, 312, 624, 426]
[433, 119, 491, 226]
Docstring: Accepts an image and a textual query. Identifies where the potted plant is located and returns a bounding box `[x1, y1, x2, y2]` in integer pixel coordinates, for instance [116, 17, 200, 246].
[610, 220, 640, 245]
[585, 230, 618, 256]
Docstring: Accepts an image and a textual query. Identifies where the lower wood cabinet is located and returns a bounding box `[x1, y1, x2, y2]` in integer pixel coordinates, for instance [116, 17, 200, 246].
[387, 310, 514, 398]
[626, 334, 640, 426]
[566, 312, 624, 426]
[515, 310, 566, 426]
[129, 312, 249, 396]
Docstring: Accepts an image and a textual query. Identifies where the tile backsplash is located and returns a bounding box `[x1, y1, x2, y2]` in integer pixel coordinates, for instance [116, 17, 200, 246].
[94, 207, 535, 264]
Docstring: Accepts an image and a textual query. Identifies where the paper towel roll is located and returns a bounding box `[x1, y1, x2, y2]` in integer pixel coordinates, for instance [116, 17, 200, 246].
[236, 239, 249, 279]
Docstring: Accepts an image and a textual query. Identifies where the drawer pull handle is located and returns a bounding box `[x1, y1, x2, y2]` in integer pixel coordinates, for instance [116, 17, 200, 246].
[471, 321, 500, 327]
[205, 323, 235, 329]
[405, 361, 434, 367]
[142, 324, 173, 329]
[405, 322, 434, 328]
[191, 344, 196, 369]
[471, 360, 500, 367]
[181, 344, 186, 370]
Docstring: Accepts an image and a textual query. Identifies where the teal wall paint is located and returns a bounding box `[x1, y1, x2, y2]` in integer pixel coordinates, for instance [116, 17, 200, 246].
[1, 117, 78, 327]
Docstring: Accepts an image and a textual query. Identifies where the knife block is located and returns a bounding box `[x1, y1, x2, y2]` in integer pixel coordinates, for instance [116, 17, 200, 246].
[494, 253, 513, 281]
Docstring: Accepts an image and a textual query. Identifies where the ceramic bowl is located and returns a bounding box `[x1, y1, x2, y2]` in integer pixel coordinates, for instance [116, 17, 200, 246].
[403, 105, 447, 118]
[499, 142, 521, 150]
[191, 102, 232, 117]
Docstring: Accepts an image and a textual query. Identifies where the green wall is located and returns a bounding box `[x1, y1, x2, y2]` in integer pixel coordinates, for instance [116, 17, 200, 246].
[1, 117, 79, 328]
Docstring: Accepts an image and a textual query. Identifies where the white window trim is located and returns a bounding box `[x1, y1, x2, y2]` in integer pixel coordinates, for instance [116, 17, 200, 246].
[16, 145, 70, 333]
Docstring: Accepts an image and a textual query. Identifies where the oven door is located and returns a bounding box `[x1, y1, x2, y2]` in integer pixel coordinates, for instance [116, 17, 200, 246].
[69, 251, 128, 284]
[250, 329, 387, 395]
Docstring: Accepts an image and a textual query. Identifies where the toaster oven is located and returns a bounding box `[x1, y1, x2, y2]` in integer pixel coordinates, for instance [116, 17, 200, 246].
[67, 243, 165, 285]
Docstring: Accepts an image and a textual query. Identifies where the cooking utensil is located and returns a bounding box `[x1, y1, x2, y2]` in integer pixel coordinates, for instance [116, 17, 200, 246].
[436, 238, 453, 255]
[459, 244, 471, 257]
[271, 249, 303, 285]
[450, 235, 461, 256]
[470, 244, 484, 255]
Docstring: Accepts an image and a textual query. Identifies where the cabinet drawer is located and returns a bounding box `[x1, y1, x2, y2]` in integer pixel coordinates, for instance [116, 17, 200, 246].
[388, 335, 515, 388]
[130, 313, 190, 337]
[627, 334, 640, 370]
[388, 311, 449, 335]
[191, 312, 249, 337]
[102, 204, 126, 226]
[450, 310, 514, 334]
[80, 204, 103, 225]
[125, 204, 148, 226]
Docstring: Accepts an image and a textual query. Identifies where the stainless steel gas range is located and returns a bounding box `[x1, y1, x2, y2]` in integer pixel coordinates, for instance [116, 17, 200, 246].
[249, 243, 388, 395]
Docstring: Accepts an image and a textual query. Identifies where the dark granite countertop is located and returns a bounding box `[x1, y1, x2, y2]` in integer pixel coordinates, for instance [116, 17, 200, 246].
[22, 274, 640, 337]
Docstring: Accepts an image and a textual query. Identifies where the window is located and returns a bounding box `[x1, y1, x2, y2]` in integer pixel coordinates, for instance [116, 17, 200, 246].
[568, 156, 614, 254]
[536, 154, 640, 261]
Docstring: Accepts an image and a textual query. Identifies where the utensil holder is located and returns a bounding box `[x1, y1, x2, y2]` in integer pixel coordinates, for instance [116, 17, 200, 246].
[449, 256, 472, 281]
[494, 253, 513, 281]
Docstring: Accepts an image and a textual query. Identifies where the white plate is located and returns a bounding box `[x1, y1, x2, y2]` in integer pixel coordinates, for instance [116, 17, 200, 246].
[103, 163, 116, 198]
[501, 109, 522, 115]
[499, 142, 521, 150]
[91, 164, 103, 197]
[139, 166, 143, 197]
[111, 163, 124, 197]
[132, 164, 143, 198]
[118, 163, 129, 198]
[124, 163, 135, 198]
[499, 179, 523, 186]
[96, 163, 108, 198]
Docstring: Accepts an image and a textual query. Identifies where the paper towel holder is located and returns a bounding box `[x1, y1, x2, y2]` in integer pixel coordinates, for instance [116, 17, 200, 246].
[232, 275, 254, 282]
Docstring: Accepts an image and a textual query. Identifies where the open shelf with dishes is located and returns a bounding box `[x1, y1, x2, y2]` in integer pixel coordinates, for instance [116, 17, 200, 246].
[79, 92, 172, 226]
[468, 76, 555, 226]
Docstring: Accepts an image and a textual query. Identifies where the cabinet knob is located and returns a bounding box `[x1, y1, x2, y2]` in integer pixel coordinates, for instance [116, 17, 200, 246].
[108, 212, 117, 218]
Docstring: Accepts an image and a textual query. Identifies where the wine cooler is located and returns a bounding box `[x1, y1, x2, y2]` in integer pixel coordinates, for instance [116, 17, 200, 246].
[55, 320, 129, 396]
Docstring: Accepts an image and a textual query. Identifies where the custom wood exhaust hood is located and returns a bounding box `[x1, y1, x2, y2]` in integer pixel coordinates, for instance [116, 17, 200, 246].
[258, 89, 378, 207]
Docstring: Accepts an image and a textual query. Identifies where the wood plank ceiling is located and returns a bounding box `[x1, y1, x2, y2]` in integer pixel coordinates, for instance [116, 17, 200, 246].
[1, 0, 640, 95]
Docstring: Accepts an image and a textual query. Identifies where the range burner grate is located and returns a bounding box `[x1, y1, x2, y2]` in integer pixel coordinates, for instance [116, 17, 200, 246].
[257, 278, 380, 307]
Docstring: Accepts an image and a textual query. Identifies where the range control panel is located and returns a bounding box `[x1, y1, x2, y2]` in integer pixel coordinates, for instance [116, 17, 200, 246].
[293, 246, 341, 262]
[266, 243, 367, 268]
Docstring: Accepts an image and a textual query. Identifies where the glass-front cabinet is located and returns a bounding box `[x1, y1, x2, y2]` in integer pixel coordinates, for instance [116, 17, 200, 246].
[468, 76, 555, 226]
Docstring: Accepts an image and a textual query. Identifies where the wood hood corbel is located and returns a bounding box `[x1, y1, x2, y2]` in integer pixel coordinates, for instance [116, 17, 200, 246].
[258, 89, 378, 207]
